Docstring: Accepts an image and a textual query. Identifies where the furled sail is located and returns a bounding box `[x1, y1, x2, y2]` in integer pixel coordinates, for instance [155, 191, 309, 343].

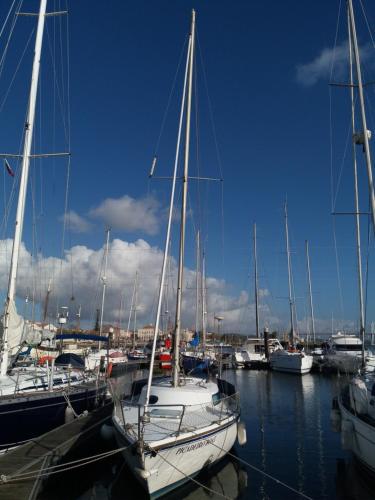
[0, 300, 42, 355]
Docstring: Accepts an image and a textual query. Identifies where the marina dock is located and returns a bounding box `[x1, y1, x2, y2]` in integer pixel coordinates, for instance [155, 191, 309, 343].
[0, 400, 113, 500]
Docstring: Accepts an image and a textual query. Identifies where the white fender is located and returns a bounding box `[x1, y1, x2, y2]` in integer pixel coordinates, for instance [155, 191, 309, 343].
[237, 421, 247, 446]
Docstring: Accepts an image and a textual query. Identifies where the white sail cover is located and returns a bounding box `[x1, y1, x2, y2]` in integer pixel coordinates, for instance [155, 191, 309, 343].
[0, 300, 42, 355]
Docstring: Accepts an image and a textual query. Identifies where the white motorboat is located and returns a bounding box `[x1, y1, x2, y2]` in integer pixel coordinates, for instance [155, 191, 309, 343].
[269, 348, 313, 374]
[235, 338, 283, 368]
[318, 333, 375, 374]
[233, 348, 251, 368]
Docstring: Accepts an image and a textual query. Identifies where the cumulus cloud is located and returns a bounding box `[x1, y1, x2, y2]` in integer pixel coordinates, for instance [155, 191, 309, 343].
[0, 238, 261, 333]
[296, 41, 373, 86]
[89, 195, 161, 235]
[59, 210, 92, 233]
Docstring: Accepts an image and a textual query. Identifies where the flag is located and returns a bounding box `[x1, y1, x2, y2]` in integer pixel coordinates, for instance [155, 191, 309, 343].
[4, 159, 14, 177]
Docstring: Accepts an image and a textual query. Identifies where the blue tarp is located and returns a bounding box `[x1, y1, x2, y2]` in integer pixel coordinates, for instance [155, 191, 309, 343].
[189, 331, 200, 347]
[55, 333, 109, 342]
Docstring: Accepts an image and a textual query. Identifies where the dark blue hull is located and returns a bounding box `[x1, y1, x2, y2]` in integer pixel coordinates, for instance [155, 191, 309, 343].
[0, 382, 107, 450]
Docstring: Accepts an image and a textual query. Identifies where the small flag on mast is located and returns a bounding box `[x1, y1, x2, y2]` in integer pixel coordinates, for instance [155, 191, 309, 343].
[4, 159, 14, 177]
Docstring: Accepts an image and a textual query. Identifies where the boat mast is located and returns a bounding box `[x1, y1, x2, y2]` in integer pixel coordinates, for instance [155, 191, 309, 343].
[126, 272, 137, 349]
[284, 201, 295, 345]
[195, 230, 200, 335]
[144, 32, 192, 406]
[254, 223, 260, 339]
[173, 9, 195, 388]
[42, 278, 52, 324]
[201, 250, 207, 351]
[1, 0, 47, 377]
[99, 227, 110, 350]
[347, 2, 366, 367]
[348, 0, 375, 232]
[133, 271, 138, 349]
[305, 240, 316, 346]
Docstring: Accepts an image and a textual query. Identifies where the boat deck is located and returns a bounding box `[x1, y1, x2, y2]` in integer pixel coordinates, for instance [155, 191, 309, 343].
[116, 398, 237, 444]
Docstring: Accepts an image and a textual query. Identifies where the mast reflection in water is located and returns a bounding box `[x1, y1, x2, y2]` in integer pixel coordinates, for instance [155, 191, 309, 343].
[39, 369, 375, 499]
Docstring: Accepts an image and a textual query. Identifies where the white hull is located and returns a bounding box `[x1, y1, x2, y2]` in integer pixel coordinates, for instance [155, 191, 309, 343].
[114, 415, 238, 498]
[338, 397, 375, 474]
[270, 351, 313, 374]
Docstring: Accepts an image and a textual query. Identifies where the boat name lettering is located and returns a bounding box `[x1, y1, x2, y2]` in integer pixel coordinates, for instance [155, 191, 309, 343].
[176, 436, 216, 455]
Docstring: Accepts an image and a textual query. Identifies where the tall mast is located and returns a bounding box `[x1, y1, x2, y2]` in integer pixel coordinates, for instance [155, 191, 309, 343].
[173, 9, 195, 387]
[348, 3, 365, 367]
[42, 278, 52, 324]
[284, 201, 295, 344]
[201, 250, 207, 351]
[1, 0, 47, 376]
[195, 230, 200, 334]
[133, 271, 138, 349]
[99, 227, 110, 350]
[254, 223, 260, 338]
[144, 33, 192, 406]
[126, 272, 137, 349]
[305, 240, 316, 346]
[348, 0, 375, 232]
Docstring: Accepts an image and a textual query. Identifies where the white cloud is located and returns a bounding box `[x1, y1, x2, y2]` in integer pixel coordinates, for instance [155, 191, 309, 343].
[0, 238, 259, 333]
[0, 237, 357, 337]
[59, 210, 92, 233]
[296, 41, 373, 86]
[89, 195, 161, 235]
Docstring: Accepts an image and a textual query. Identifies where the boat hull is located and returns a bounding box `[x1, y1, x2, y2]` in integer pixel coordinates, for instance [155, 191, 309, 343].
[0, 382, 107, 451]
[113, 416, 238, 498]
[338, 396, 375, 475]
[270, 352, 313, 374]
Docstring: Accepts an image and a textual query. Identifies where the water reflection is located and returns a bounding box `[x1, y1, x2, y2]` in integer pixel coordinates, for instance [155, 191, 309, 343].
[335, 457, 375, 500]
[38, 368, 373, 500]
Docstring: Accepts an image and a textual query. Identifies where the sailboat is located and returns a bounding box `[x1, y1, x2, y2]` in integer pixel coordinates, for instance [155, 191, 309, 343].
[269, 202, 313, 374]
[0, 0, 107, 451]
[336, 0, 375, 475]
[112, 11, 241, 497]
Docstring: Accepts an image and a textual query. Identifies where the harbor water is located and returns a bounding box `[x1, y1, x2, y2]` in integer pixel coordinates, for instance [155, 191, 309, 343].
[39, 368, 375, 500]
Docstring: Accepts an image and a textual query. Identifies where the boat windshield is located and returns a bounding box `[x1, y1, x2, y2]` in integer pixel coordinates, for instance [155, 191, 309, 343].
[335, 345, 362, 352]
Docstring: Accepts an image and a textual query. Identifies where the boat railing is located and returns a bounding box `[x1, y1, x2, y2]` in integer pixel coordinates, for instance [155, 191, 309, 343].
[115, 392, 240, 440]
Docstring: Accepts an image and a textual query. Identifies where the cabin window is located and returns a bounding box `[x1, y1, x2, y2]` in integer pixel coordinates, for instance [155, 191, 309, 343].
[149, 395, 158, 404]
[212, 392, 221, 406]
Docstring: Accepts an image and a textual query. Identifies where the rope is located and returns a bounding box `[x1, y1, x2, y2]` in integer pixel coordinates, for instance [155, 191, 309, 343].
[329, 0, 342, 214]
[62, 391, 82, 419]
[359, 0, 375, 49]
[1, 444, 131, 484]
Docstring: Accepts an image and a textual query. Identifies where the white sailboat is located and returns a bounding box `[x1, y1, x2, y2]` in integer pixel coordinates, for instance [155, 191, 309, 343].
[269, 202, 313, 374]
[336, 0, 375, 476]
[112, 11, 241, 497]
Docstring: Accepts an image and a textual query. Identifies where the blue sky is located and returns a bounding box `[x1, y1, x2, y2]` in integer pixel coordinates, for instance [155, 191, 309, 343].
[0, 0, 375, 334]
